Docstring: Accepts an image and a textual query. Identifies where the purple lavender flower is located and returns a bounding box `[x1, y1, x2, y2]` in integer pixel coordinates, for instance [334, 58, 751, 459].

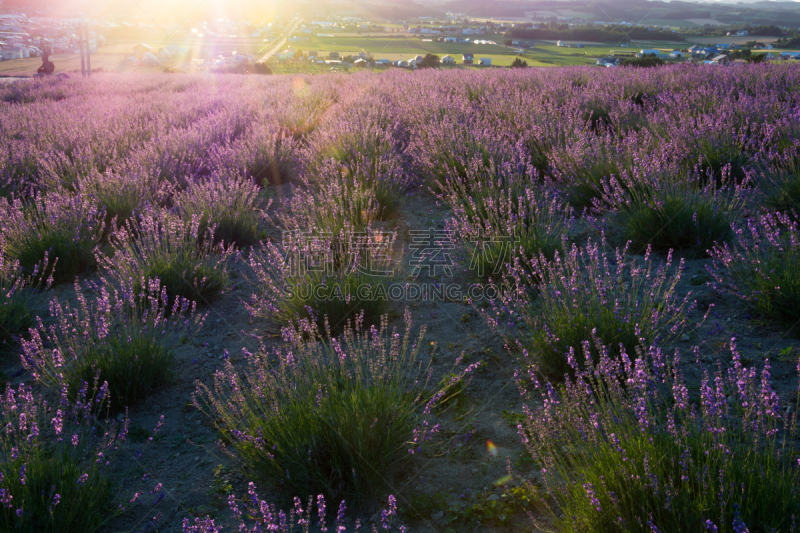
[584, 482, 601, 511]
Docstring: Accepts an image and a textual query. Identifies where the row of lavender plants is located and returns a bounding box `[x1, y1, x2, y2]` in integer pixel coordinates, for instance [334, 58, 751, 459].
[0, 64, 798, 531]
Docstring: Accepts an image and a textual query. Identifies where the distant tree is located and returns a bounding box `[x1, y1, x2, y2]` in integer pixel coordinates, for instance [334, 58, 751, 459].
[511, 57, 528, 68]
[504, 39, 513, 46]
[620, 57, 665, 68]
[417, 53, 440, 69]
[254, 62, 272, 74]
[776, 35, 800, 48]
[749, 25, 784, 37]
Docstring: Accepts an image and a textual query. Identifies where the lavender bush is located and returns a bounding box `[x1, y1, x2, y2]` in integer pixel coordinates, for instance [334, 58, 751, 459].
[484, 239, 696, 378]
[694, 132, 756, 188]
[194, 311, 431, 504]
[280, 164, 383, 236]
[709, 211, 800, 325]
[763, 156, 800, 217]
[0, 141, 40, 200]
[444, 164, 574, 278]
[0, 248, 43, 353]
[410, 113, 523, 193]
[77, 169, 162, 232]
[245, 230, 394, 335]
[184, 489, 403, 532]
[304, 105, 412, 216]
[602, 169, 746, 257]
[549, 133, 642, 211]
[517, 337, 799, 532]
[211, 128, 297, 188]
[0, 192, 105, 283]
[21, 279, 205, 408]
[0, 380, 125, 532]
[764, 171, 800, 217]
[274, 79, 340, 140]
[175, 175, 266, 248]
[129, 101, 252, 189]
[99, 209, 233, 305]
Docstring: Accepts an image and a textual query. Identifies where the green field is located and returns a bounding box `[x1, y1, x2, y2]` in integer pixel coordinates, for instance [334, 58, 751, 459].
[513, 41, 685, 67]
[278, 35, 691, 68]
[0, 31, 736, 78]
[288, 34, 523, 65]
[265, 35, 701, 69]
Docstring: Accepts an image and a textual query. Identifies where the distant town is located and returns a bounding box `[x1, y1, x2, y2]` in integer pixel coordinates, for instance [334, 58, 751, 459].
[2, 3, 800, 76]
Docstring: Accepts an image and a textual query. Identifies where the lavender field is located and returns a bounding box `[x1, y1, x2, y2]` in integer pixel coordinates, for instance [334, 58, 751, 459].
[1, 65, 800, 533]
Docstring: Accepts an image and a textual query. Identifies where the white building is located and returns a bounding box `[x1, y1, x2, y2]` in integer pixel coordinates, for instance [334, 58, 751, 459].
[669, 50, 684, 58]
[441, 55, 455, 65]
[141, 52, 160, 66]
[133, 43, 152, 57]
[158, 44, 188, 61]
[479, 57, 491, 66]
[0, 47, 25, 60]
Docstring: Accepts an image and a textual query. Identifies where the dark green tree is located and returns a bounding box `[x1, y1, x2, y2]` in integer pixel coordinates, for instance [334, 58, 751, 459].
[620, 57, 666, 68]
[254, 62, 272, 74]
[417, 53, 440, 69]
[511, 57, 528, 68]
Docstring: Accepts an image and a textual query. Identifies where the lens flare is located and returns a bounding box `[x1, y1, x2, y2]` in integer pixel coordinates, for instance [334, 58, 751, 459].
[292, 77, 308, 93]
[487, 440, 498, 457]
[494, 474, 513, 486]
